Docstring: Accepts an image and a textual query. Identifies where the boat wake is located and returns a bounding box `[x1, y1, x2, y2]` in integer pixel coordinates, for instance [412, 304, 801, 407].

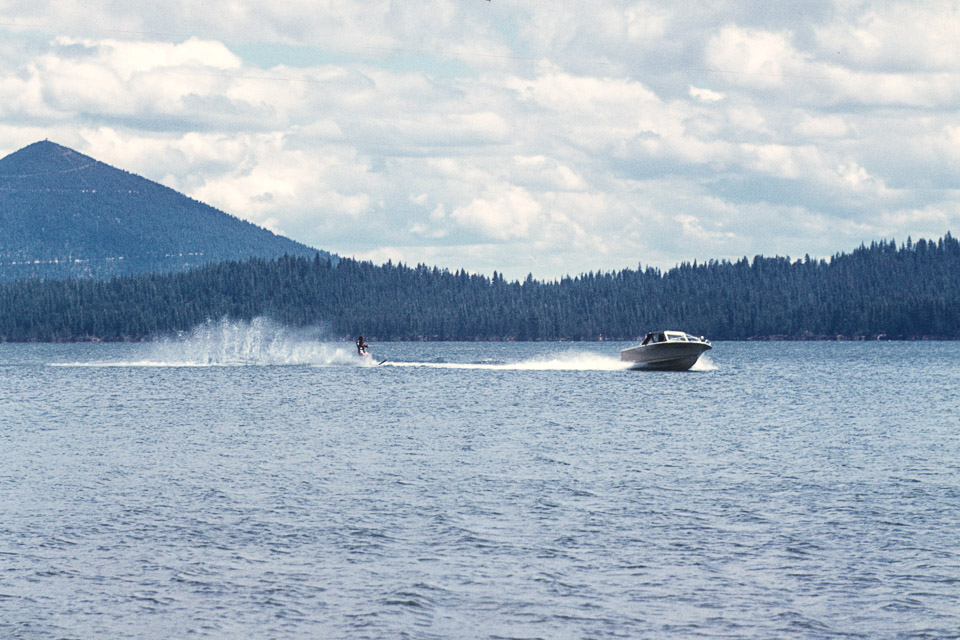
[52, 318, 376, 367]
[383, 352, 632, 371]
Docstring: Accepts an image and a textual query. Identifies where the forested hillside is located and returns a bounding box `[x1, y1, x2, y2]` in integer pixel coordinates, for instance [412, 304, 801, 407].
[1, 234, 957, 341]
[0, 141, 330, 281]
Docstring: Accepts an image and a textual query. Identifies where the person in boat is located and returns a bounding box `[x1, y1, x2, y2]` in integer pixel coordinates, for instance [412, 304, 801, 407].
[356, 335, 369, 355]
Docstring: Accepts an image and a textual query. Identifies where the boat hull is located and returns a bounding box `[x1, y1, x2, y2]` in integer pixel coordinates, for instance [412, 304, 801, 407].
[620, 342, 711, 371]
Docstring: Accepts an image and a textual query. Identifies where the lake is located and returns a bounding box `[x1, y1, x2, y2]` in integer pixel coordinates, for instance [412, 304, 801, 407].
[2, 321, 959, 638]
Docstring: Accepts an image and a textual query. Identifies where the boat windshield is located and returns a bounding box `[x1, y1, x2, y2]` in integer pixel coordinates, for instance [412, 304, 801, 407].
[640, 331, 709, 345]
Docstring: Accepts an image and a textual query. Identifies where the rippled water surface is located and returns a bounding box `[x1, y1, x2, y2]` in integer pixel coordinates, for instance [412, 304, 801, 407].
[2, 327, 959, 638]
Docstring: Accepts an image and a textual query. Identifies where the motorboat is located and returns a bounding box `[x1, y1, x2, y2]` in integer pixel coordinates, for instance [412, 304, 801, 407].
[620, 331, 712, 371]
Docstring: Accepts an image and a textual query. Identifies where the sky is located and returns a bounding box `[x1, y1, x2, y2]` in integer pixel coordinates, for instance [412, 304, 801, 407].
[0, 1, 958, 280]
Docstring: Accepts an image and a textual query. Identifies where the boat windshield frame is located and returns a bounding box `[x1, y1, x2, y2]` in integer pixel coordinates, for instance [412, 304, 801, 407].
[639, 331, 711, 346]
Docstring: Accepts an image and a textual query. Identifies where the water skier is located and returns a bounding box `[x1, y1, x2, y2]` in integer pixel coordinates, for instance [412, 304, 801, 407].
[356, 335, 369, 356]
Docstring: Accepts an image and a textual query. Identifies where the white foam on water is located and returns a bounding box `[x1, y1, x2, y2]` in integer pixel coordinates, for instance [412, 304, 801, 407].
[382, 352, 632, 371]
[51, 360, 213, 368]
[51, 318, 373, 367]
[690, 354, 719, 371]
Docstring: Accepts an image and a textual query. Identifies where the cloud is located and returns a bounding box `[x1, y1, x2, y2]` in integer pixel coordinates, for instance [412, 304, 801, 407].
[793, 114, 849, 138]
[0, 0, 958, 279]
[704, 25, 800, 88]
[451, 186, 543, 241]
[689, 85, 724, 102]
[815, 4, 960, 71]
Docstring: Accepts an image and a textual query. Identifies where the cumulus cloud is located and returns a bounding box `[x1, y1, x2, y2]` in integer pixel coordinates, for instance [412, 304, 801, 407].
[689, 85, 724, 102]
[0, 0, 958, 278]
[451, 186, 543, 241]
[815, 4, 960, 71]
[704, 25, 801, 88]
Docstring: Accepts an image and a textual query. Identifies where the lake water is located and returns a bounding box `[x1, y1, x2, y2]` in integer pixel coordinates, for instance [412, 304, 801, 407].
[2, 321, 959, 639]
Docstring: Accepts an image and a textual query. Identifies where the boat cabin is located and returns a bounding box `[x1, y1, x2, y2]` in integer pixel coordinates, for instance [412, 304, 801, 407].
[640, 331, 708, 345]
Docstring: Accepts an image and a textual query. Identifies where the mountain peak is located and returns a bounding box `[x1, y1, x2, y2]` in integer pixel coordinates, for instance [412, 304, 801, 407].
[5, 139, 72, 157]
[12, 139, 74, 154]
[0, 140, 331, 281]
[0, 140, 100, 180]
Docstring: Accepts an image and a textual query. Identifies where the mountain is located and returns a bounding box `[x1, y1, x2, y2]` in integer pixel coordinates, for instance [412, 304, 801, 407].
[0, 140, 331, 281]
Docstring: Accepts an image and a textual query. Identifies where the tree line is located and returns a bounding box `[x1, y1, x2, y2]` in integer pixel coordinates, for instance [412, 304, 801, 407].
[0, 234, 957, 342]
